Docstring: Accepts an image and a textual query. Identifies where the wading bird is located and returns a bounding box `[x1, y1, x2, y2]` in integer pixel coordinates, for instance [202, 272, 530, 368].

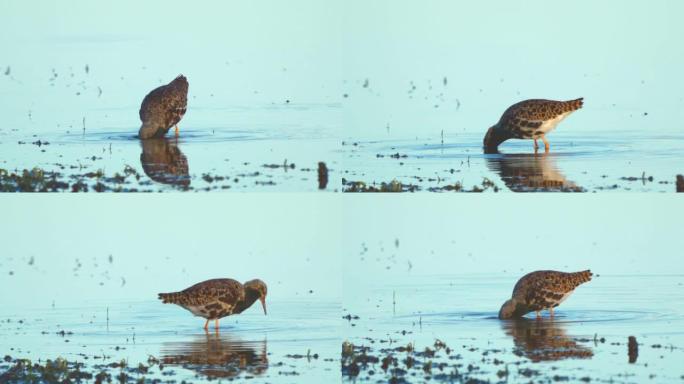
[498, 270, 592, 319]
[159, 278, 267, 330]
[483, 98, 583, 153]
[139, 75, 188, 139]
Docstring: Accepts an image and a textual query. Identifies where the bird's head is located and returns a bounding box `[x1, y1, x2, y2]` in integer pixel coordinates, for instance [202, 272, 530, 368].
[483, 125, 508, 154]
[498, 298, 527, 319]
[169, 74, 189, 93]
[244, 279, 268, 315]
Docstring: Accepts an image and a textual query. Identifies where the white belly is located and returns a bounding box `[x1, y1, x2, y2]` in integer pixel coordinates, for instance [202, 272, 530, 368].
[184, 305, 208, 317]
[537, 111, 572, 135]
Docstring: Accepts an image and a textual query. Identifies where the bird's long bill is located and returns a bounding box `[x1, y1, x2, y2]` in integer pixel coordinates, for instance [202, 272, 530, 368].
[260, 296, 267, 315]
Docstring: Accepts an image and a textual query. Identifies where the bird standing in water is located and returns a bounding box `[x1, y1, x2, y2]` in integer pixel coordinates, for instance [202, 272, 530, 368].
[498, 270, 592, 319]
[159, 278, 267, 330]
[139, 75, 188, 139]
[483, 98, 583, 153]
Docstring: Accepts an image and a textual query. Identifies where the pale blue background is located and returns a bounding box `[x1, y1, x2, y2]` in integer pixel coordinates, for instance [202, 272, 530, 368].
[342, 0, 684, 139]
[1, 195, 342, 308]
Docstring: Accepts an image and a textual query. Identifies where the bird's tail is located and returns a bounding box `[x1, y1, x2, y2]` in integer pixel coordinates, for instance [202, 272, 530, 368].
[571, 270, 593, 285]
[158, 292, 182, 304]
[563, 97, 584, 112]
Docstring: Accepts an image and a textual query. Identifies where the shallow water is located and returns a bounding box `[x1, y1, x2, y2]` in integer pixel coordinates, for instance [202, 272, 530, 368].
[1, 299, 340, 382]
[342, 273, 684, 383]
[0, 1, 342, 192]
[0, 199, 342, 382]
[342, 130, 684, 192]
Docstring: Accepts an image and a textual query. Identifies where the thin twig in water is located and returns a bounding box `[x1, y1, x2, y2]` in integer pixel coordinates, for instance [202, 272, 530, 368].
[393, 291, 396, 316]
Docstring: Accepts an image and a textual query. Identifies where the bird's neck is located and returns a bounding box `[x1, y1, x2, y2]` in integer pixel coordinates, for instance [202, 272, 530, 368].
[233, 288, 260, 314]
[483, 125, 510, 153]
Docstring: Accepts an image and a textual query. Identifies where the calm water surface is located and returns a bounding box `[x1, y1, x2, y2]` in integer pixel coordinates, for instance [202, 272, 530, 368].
[342, 130, 684, 192]
[1, 299, 340, 383]
[343, 273, 684, 383]
[0, 1, 342, 192]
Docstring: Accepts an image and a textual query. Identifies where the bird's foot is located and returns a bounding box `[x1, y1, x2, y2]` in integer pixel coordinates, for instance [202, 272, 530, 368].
[542, 135, 550, 153]
[175, 125, 179, 137]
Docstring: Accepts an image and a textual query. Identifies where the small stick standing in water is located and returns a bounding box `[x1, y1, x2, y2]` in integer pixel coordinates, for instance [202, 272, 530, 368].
[392, 290, 396, 316]
[318, 162, 328, 189]
[628, 336, 638, 363]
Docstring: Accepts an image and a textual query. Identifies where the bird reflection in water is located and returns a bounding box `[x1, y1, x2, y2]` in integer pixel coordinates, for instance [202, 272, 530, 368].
[140, 138, 190, 187]
[502, 318, 593, 362]
[161, 331, 268, 379]
[485, 153, 583, 192]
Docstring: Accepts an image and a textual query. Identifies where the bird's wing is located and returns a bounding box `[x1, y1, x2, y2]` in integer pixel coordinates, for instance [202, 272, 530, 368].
[498, 100, 561, 132]
[181, 279, 245, 307]
[522, 272, 576, 310]
[139, 79, 188, 126]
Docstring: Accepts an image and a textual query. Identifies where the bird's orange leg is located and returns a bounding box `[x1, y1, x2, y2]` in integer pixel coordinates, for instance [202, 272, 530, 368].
[549, 307, 554, 318]
[203, 319, 209, 330]
[214, 319, 219, 330]
[174, 125, 180, 137]
[533, 139, 539, 152]
[542, 135, 550, 153]
[535, 311, 541, 319]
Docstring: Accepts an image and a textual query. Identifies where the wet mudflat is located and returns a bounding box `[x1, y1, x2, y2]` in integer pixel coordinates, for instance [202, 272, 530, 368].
[342, 273, 684, 383]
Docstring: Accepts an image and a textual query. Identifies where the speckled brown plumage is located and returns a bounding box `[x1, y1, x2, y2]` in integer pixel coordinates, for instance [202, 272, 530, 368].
[499, 270, 592, 319]
[159, 278, 267, 329]
[139, 75, 188, 139]
[484, 98, 583, 153]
